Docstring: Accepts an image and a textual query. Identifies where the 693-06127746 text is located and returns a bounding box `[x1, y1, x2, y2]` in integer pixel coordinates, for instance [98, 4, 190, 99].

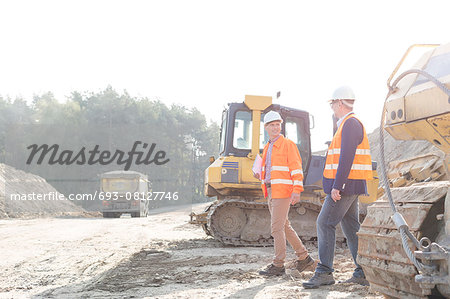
[98, 191, 179, 201]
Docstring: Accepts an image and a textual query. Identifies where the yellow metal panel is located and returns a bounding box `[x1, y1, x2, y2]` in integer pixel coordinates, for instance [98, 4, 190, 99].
[384, 94, 406, 125]
[206, 156, 261, 188]
[385, 122, 416, 140]
[204, 157, 224, 195]
[244, 95, 272, 111]
[407, 119, 450, 152]
[250, 110, 262, 158]
[219, 182, 261, 189]
[427, 113, 450, 150]
[385, 117, 450, 153]
[205, 154, 263, 196]
[405, 77, 450, 122]
[240, 156, 261, 183]
[359, 170, 379, 203]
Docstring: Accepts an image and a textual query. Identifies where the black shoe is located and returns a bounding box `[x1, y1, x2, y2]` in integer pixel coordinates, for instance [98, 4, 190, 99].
[258, 264, 285, 276]
[340, 276, 369, 286]
[302, 272, 335, 289]
[293, 255, 315, 273]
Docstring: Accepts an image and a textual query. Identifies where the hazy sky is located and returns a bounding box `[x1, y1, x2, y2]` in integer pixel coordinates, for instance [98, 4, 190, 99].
[1, 0, 448, 151]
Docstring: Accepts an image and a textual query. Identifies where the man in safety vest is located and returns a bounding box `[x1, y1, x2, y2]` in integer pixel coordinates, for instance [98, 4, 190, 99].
[255, 110, 314, 276]
[303, 86, 373, 288]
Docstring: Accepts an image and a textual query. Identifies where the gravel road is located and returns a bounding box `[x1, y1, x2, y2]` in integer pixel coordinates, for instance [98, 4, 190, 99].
[0, 203, 382, 298]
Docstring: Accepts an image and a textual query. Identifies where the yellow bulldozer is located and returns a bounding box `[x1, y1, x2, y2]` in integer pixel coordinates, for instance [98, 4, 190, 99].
[191, 95, 378, 246]
[358, 43, 450, 298]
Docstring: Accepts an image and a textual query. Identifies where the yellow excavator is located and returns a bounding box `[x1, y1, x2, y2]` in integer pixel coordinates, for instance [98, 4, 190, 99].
[358, 43, 450, 298]
[192, 95, 378, 246]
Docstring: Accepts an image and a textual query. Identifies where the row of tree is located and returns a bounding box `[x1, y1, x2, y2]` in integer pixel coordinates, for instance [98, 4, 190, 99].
[0, 86, 220, 209]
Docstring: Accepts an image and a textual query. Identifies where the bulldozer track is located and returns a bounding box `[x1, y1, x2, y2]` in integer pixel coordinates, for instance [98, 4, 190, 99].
[206, 198, 323, 247]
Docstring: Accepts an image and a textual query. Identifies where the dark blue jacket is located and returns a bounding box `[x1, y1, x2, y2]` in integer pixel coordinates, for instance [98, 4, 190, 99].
[323, 116, 368, 195]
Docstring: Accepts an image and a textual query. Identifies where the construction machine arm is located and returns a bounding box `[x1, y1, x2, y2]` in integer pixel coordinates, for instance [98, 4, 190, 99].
[379, 43, 450, 279]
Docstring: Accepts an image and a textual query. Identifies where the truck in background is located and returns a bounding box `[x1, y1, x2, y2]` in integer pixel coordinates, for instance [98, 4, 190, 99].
[100, 170, 150, 218]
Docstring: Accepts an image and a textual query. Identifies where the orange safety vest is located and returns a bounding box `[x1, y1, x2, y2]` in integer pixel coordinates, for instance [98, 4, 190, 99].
[323, 114, 373, 180]
[261, 135, 304, 198]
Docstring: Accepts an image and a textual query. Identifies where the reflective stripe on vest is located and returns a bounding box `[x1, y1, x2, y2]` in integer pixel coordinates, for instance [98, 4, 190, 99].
[323, 114, 373, 180]
[271, 166, 303, 176]
[327, 148, 371, 156]
[271, 166, 289, 171]
[270, 178, 304, 186]
[324, 164, 372, 171]
[291, 169, 303, 176]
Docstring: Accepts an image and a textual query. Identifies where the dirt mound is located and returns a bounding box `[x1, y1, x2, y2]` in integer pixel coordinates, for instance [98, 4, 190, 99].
[367, 127, 448, 187]
[0, 163, 86, 218]
[367, 127, 440, 164]
[314, 127, 440, 163]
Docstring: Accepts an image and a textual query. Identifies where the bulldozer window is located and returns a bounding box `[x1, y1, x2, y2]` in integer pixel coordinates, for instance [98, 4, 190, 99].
[102, 178, 139, 193]
[260, 116, 269, 148]
[285, 117, 310, 168]
[232, 111, 268, 150]
[219, 111, 227, 154]
[286, 121, 299, 144]
[413, 52, 450, 86]
[233, 111, 252, 149]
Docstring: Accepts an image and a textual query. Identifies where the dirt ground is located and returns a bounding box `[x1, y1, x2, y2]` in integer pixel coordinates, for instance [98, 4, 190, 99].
[0, 203, 383, 299]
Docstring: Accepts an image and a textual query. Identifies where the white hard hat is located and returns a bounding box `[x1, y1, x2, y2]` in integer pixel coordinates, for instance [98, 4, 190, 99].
[330, 86, 356, 101]
[263, 111, 283, 125]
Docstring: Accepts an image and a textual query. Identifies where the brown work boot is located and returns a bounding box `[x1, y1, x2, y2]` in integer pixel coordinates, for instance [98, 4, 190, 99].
[293, 255, 315, 273]
[258, 263, 285, 276]
[340, 276, 369, 286]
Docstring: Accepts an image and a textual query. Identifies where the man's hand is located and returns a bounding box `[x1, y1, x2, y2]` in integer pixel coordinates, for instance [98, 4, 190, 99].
[331, 188, 341, 202]
[253, 172, 260, 180]
[290, 193, 300, 205]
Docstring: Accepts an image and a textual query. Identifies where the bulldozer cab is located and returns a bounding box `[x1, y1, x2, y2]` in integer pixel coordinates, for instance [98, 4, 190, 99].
[205, 95, 316, 198]
[218, 100, 312, 179]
